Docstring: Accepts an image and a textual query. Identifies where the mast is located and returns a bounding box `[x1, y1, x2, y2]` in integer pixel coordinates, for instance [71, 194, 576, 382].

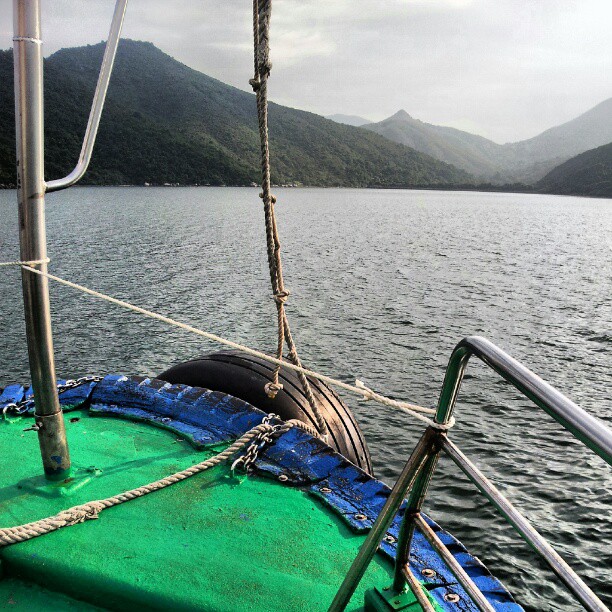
[13, 0, 70, 480]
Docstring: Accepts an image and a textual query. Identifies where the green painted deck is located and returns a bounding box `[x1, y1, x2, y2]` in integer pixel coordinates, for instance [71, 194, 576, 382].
[0, 410, 405, 611]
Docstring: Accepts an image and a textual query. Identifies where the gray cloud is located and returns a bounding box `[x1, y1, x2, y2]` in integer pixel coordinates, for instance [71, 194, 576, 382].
[1, 0, 610, 142]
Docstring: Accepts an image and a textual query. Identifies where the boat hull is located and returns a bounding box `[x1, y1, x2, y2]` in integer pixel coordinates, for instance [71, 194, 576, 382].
[0, 376, 522, 611]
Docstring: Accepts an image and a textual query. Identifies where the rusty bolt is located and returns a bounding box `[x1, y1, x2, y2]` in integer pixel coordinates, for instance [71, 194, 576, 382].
[354, 513, 367, 521]
[320, 486, 332, 494]
[444, 593, 460, 603]
[421, 568, 435, 578]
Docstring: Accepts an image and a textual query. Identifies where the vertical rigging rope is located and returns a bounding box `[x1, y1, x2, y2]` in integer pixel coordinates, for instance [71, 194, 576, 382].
[249, 0, 329, 438]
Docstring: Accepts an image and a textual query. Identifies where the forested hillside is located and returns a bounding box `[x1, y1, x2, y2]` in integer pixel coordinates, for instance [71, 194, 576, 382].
[0, 41, 470, 188]
[538, 143, 612, 198]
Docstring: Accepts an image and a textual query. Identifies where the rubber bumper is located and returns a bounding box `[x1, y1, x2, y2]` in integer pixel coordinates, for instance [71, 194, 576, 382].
[158, 351, 372, 474]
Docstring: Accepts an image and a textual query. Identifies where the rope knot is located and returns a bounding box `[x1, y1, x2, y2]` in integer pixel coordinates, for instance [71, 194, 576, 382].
[0, 257, 50, 269]
[258, 60, 272, 78]
[355, 379, 375, 402]
[430, 416, 456, 432]
[272, 290, 290, 304]
[249, 77, 261, 91]
[264, 381, 283, 398]
[258, 192, 277, 204]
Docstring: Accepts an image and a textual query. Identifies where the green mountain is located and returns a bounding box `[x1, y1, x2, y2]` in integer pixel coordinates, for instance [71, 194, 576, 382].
[364, 100, 612, 184]
[0, 41, 470, 188]
[363, 110, 506, 179]
[507, 98, 612, 164]
[537, 142, 612, 198]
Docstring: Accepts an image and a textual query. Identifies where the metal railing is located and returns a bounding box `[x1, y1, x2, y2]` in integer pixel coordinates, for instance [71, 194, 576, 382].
[12, 0, 128, 480]
[46, 0, 128, 193]
[13, 0, 70, 479]
[329, 336, 611, 612]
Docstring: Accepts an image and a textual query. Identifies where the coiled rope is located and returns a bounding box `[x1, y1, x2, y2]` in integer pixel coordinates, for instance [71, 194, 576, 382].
[248, 0, 328, 437]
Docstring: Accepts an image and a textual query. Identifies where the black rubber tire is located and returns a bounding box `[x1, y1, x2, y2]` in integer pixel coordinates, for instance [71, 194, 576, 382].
[158, 351, 373, 474]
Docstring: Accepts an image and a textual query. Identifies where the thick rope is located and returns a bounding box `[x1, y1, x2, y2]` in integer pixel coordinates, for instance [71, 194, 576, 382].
[8, 264, 450, 430]
[248, 0, 328, 437]
[0, 418, 319, 548]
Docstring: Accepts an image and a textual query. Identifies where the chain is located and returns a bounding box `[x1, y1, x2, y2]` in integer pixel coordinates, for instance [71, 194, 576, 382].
[231, 413, 283, 474]
[1, 376, 103, 417]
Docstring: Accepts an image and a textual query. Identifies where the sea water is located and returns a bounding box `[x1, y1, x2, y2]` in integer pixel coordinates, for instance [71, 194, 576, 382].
[0, 187, 610, 610]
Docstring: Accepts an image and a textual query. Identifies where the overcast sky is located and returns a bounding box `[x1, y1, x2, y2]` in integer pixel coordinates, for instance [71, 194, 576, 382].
[2, 0, 611, 143]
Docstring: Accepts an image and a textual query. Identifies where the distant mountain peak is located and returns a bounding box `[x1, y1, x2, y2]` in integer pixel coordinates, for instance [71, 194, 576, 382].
[51, 38, 159, 59]
[391, 109, 413, 120]
[0, 42, 471, 187]
[365, 97, 612, 184]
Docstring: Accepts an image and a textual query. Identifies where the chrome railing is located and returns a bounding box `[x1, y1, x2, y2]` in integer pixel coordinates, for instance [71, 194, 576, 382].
[437, 336, 612, 463]
[12, 0, 128, 479]
[330, 336, 611, 612]
[46, 0, 128, 193]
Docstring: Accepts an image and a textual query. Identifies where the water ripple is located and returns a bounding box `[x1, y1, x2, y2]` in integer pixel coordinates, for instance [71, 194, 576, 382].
[0, 187, 610, 611]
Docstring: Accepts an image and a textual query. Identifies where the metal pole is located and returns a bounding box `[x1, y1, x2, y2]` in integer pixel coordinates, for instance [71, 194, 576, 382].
[436, 336, 612, 465]
[328, 427, 438, 612]
[46, 0, 128, 193]
[441, 437, 608, 612]
[402, 564, 436, 612]
[392, 452, 439, 592]
[392, 399, 455, 592]
[13, 0, 70, 480]
[413, 514, 496, 612]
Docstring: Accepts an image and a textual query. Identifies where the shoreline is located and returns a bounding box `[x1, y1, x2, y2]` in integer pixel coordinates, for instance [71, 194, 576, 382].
[1, 183, 609, 199]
